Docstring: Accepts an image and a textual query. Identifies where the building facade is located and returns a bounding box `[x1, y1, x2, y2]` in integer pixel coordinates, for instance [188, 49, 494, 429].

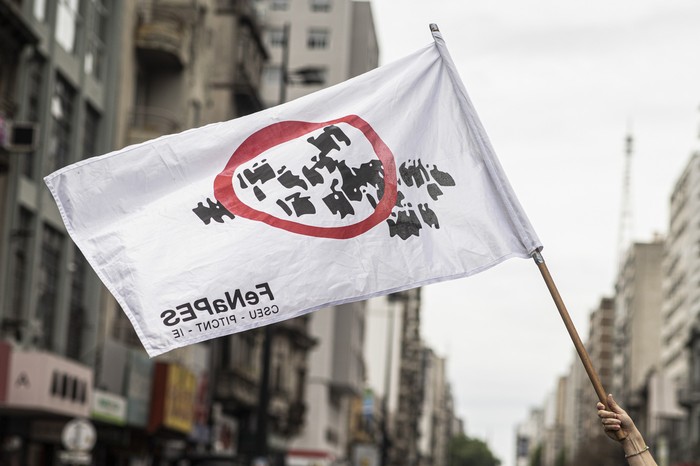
[365, 289, 424, 466]
[0, 0, 123, 463]
[613, 239, 664, 429]
[257, 0, 379, 107]
[287, 302, 366, 466]
[663, 153, 700, 389]
[0, 1, 318, 465]
[659, 153, 700, 463]
[418, 347, 451, 466]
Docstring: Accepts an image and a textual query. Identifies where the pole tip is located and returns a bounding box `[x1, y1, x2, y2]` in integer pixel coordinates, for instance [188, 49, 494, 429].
[429, 23, 439, 32]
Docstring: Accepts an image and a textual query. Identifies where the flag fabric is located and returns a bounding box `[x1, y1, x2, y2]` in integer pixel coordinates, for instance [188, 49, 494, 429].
[45, 29, 542, 357]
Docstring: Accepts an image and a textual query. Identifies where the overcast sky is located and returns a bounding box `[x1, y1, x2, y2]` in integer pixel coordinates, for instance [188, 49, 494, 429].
[370, 1, 700, 465]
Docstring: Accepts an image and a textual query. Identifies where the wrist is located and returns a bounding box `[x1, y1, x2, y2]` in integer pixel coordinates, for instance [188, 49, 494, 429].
[620, 430, 645, 455]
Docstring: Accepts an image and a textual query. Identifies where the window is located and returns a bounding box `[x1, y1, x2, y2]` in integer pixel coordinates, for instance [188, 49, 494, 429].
[34, 0, 47, 21]
[66, 247, 87, 360]
[85, 0, 109, 79]
[49, 74, 75, 173]
[231, 333, 256, 370]
[7, 209, 32, 333]
[82, 104, 100, 159]
[263, 65, 282, 86]
[307, 28, 329, 49]
[56, 0, 81, 53]
[111, 305, 141, 347]
[291, 66, 326, 85]
[268, 27, 286, 47]
[37, 225, 64, 350]
[270, 0, 289, 10]
[310, 0, 331, 12]
[22, 59, 44, 178]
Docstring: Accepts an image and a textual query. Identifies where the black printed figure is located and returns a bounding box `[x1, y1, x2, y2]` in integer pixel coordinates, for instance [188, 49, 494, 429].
[277, 167, 309, 191]
[253, 186, 266, 201]
[323, 179, 355, 218]
[386, 159, 456, 239]
[399, 159, 430, 188]
[418, 203, 439, 229]
[394, 191, 406, 208]
[426, 183, 443, 201]
[276, 192, 316, 217]
[301, 126, 352, 187]
[307, 125, 351, 157]
[193, 198, 235, 224]
[429, 165, 455, 186]
[243, 161, 276, 185]
[302, 165, 325, 187]
[387, 209, 422, 240]
[346, 160, 384, 201]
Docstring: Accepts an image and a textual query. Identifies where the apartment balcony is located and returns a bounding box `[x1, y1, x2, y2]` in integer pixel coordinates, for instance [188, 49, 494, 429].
[128, 106, 182, 145]
[677, 385, 700, 408]
[273, 317, 317, 351]
[214, 365, 259, 411]
[216, 0, 259, 19]
[135, 6, 190, 69]
[287, 400, 306, 427]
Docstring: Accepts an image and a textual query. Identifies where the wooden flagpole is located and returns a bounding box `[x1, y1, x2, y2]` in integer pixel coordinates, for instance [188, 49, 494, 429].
[532, 251, 628, 439]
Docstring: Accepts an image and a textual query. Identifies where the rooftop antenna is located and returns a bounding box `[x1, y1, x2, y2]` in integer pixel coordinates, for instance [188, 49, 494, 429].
[617, 125, 634, 270]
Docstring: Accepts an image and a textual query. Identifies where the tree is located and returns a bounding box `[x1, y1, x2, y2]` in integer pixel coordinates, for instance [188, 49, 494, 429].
[448, 434, 501, 466]
[529, 444, 542, 466]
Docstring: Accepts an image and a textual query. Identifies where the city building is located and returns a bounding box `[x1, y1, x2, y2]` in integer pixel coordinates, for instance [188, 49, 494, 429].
[515, 407, 544, 466]
[365, 289, 424, 466]
[561, 353, 584, 464]
[542, 376, 567, 466]
[656, 153, 700, 463]
[613, 238, 664, 428]
[257, 0, 379, 107]
[663, 153, 700, 389]
[664, 152, 700, 464]
[417, 347, 452, 466]
[0, 1, 317, 464]
[287, 302, 366, 466]
[0, 0, 125, 463]
[579, 297, 615, 445]
[253, 2, 380, 464]
[678, 315, 700, 461]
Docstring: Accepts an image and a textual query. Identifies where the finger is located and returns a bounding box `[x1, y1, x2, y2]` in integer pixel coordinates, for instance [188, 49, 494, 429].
[597, 410, 616, 419]
[608, 394, 620, 411]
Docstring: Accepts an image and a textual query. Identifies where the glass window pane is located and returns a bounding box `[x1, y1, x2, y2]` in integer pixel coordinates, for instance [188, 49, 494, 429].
[34, 0, 47, 21]
[82, 104, 100, 159]
[270, 0, 288, 10]
[56, 0, 81, 53]
[37, 225, 64, 350]
[268, 28, 285, 47]
[307, 29, 329, 49]
[310, 0, 331, 12]
[49, 74, 75, 173]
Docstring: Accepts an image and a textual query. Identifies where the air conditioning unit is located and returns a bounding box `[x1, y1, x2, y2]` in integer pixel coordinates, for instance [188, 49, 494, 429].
[1, 120, 38, 153]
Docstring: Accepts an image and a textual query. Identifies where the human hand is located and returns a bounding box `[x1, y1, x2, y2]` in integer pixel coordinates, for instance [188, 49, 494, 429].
[596, 394, 633, 441]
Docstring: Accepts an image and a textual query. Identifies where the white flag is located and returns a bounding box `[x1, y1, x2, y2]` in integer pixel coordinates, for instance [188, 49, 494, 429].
[45, 30, 541, 357]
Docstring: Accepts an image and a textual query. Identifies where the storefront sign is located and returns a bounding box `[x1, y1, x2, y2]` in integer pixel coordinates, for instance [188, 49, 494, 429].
[148, 362, 196, 434]
[0, 341, 11, 403]
[5, 350, 92, 417]
[125, 349, 153, 427]
[91, 389, 127, 425]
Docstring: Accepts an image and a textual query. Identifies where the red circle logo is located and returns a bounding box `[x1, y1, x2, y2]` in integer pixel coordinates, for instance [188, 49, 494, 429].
[214, 115, 397, 239]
